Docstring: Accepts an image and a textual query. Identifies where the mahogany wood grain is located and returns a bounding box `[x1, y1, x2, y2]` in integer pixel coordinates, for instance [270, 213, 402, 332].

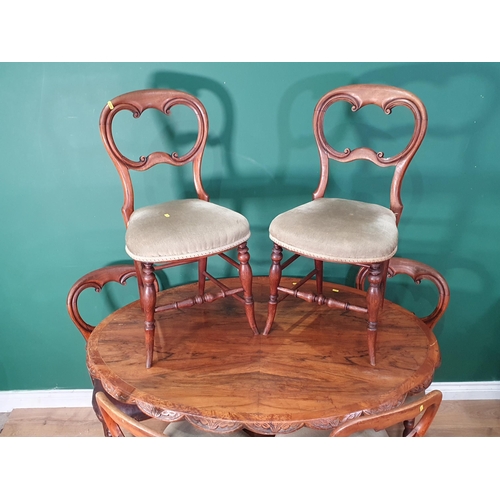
[87, 277, 441, 436]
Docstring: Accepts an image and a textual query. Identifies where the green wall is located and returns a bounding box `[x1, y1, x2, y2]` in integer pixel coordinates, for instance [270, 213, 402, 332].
[1, 62, 499, 391]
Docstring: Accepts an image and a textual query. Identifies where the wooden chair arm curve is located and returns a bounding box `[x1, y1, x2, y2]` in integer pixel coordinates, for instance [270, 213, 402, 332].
[356, 257, 450, 329]
[330, 390, 443, 437]
[66, 265, 137, 341]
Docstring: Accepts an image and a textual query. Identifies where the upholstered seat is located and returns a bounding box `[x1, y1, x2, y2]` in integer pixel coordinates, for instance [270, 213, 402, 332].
[126, 199, 251, 262]
[269, 198, 398, 264]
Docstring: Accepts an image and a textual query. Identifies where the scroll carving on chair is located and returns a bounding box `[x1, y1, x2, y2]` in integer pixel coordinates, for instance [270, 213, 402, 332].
[263, 84, 428, 366]
[99, 89, 259, 368]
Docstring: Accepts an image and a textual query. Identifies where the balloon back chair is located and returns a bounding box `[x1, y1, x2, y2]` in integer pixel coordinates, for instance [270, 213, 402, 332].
[263, 84, 428, 366]
[330, 390, 442, 437]
[100, 89, 259, 368]
[67, 265, 152, 436]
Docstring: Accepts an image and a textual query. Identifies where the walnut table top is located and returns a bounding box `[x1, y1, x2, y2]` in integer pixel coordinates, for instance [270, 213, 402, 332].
[86, 277, 440, 435]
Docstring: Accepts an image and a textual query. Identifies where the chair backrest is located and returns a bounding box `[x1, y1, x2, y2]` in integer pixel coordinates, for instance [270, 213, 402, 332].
[99, 89, 210, 227]
[330, 390, 442, 437]
[67, 265, 137, 342]
[95, 391, 165, 437]
[312, 84, 428, 225]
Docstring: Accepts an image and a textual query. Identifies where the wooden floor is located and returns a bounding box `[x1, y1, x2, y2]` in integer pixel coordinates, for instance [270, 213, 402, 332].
[1, 399, 499, 436]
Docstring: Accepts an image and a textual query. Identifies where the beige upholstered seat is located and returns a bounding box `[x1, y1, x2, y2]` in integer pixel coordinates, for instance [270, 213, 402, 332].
[263, 84, 428, 367]
[269, 198, 398, 264]
[100, 89, 259, 369]
[126, 199, 251, 262]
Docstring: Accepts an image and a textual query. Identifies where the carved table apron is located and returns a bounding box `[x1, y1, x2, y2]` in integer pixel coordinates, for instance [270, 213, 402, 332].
[86, 277, 440, 435]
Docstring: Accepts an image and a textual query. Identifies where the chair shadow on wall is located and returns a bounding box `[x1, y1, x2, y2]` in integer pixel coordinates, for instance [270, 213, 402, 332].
[354, 63, 500, 379]
[93, 71, 286, 319]
[148, 70, 319, 273]
[93, 64, 500, 375]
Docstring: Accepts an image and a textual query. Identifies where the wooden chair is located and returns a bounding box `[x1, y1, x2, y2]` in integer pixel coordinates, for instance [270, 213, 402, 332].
[263, 84, 428, 366]
[67, 265, 153, 436]
[330, 390, 443, 437]
[95, 392, 165, 437]
[100, 89, 259, 368]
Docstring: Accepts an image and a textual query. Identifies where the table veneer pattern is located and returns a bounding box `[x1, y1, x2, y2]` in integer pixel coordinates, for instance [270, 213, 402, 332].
[87, 277, 440, 435]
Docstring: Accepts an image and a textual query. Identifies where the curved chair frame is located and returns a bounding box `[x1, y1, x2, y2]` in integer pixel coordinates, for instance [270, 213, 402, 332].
[100, 89, 259, 368]
[330, 390, 443, 437]
[96, 392, 165, 437]
[264, 84, 428, 366]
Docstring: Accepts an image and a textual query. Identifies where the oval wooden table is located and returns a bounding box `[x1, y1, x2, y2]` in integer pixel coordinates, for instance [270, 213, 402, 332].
[86, 276, 441, 435]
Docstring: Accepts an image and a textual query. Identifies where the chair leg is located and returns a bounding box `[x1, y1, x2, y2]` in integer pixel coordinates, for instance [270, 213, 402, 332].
[315, 260, 324, 295]
[237, 243, 259, 335]
[198, 258, 207, 296]
[141, 262, 157, 369]
[366, 261, 388, 366]
[403, 418, 416, 436]
[379, 259, 390, 312]
[133, 260, 145, 310]
[263, 243, 283, 335]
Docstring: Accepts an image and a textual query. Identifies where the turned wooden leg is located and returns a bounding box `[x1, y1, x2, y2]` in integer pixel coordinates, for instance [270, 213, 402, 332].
[403, 418, 416, 436]
[366, 262, 386, 366]
[141, 262, 157, 369]
[315, 260, 324, 296]
[263, 243, 283, 335]
[238, 243, 259, 335]
[379, 259, 390, 312]
[134, 260, 145, 309]
[198, 258, 207, 296]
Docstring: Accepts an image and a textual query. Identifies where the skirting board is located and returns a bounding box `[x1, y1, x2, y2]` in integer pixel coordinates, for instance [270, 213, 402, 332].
[0, 382, 499, 413]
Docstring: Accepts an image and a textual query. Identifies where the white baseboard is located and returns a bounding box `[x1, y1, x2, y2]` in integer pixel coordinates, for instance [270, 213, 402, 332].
[427, 381, 500, 400]
[0, 389, 93, 413]
[0, 382, 499, 413]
